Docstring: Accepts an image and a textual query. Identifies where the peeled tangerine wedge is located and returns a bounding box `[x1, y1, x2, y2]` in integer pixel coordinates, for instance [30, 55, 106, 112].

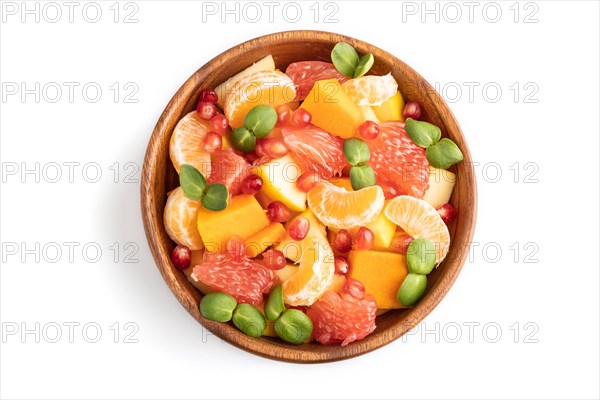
[307, 182, 385, 230]
[384, 196, 451, 265]
[342, 73, 398, 107]
[215, 55, 275, 109]
[164, 187, 204, 250]
[224, 70, 296, 128]
[169, 111, 212, 177]
[277, 263, 346, 293]
[282, 234, 335, 306]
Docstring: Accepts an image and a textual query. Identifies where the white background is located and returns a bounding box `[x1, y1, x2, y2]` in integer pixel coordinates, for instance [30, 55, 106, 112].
[1, 1, 599, 399]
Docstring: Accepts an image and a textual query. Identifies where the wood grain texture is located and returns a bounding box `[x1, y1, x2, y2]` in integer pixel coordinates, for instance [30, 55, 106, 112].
[141, 30, 477, 363]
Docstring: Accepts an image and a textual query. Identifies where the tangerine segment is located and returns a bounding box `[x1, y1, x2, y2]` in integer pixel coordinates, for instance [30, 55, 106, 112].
[163, 187, 204, 250]
[342, 73, 398, 107]
[282, 235, 335, 307]
[276, 264, 346, 294]
[224, 70, 296, 128]
[169, 111, 212, 177]
[384, 196, 450, 264]
[307, 182, 385, 230]
[215, 54, 275, 109]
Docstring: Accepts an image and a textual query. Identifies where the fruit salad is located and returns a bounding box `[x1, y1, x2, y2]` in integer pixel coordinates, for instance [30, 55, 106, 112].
[164, 42, 464, 346]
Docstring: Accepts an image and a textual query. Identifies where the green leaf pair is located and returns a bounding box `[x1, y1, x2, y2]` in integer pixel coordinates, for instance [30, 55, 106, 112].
[343, 138, 376, 190]
[405, 118, 464, 169]
[180, 164, 229, 211]
[230, 105, 278, 153]
[266, 285, 313, 344]
[331, 42, 375, 78]
[397, 238, 438, 306]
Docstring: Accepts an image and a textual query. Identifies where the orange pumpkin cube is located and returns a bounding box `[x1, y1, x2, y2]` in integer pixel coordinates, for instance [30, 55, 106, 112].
[300, 79, 364, 139]
[347, 250, 409, 309]
[196, 194, 270, 251]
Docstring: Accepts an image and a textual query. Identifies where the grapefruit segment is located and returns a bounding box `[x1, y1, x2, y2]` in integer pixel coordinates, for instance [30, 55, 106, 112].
[192, 252, 275, 306]
[207, 148, 252, 196]
[370, 121, 430, 198]
[281, 124, 347, 179]
[307, 290, 377, 346]
[285, 61, 349, 101]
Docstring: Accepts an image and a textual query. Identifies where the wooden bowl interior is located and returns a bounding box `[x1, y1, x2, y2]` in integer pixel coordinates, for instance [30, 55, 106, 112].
[141, 31, 476, 363]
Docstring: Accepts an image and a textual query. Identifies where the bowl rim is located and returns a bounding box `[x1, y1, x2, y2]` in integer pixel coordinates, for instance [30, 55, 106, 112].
[141, 30, 477, 363]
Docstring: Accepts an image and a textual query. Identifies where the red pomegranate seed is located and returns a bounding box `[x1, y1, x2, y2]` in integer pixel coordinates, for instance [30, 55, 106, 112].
[276, 104, 292, 126]
[290, 108, 312, 127]
[210, 114, 228, 136]
[197, 101, 217, 120]
[261, 138, 289, 159]
[266, 201, 291, 223]
[202, 132, 222, 153]
[226, 235, 247, 261]
[342, 278, 366, 300]
[354, 227, 375, 250]
[171, 244, 191, 270]
[288, 216, 310, 240]
[403, 101, 422, 120]
[333, 229, 353, 253]
[261, 249, 286, 270]
[358, 120, 380, 140]
[391, 233, 413, 255]
[241, 174, 263, 195]
[437, 203, 457, 224]
[296, 171, 320, 193]
[334, 256, 350, 275]
[198, 88, 218, 104]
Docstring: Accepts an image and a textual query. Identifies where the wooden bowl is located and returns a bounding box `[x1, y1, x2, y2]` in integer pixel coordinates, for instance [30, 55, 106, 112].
[141, 30, 477, 363]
